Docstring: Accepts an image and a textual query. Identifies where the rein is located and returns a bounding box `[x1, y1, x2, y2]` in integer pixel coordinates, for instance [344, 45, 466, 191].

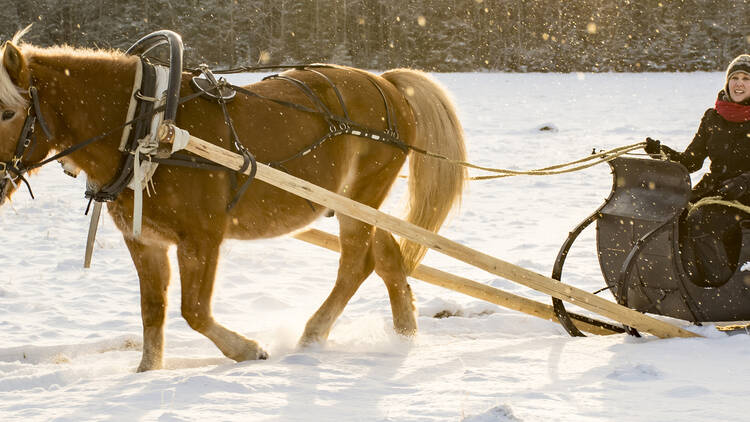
[688, 196, 750, 216]
[4, 69, 644, 213]
[4, 59, 647, 212]
[465, 142, 647, 180]
[0, 87, 208, 205]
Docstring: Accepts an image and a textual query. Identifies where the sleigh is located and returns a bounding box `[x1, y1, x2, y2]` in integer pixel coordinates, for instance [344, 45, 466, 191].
[2, 28, 707, 373]
[552, 156, 750, 336]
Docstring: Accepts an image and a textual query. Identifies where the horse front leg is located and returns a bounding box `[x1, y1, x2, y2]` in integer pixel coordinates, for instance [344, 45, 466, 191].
[124, 238, 170, 372]
[177, 237, 268, 362]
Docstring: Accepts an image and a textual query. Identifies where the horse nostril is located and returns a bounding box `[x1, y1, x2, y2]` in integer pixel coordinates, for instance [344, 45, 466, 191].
[1, 110, 15, 121]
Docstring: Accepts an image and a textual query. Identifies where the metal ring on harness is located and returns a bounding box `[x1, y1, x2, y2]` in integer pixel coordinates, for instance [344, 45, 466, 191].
[191, 66, 237, 102]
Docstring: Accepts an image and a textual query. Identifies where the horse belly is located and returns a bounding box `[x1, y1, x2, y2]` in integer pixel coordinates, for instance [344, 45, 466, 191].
[223, 147, 369, 240]
[224, 181, 331, 240]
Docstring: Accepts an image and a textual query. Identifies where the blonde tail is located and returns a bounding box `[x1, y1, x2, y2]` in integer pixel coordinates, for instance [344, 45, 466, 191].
[381, 69, 467, 274]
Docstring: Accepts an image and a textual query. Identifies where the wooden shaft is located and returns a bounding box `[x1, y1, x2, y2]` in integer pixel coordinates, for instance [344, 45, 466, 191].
[294, 228, 618, 336]
[160, 126, 700, 339]
[84, 201, 103, 268]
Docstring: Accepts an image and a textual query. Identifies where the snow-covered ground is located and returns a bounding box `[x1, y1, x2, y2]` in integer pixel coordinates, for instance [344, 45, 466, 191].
[3, 72, 749, 421]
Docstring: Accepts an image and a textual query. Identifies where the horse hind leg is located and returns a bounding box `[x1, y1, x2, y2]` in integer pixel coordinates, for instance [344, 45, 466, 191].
[124, 238, 170, 372]
[177, 237, 268, 362]
[299, 216, 375, 346]
[373, 228, 417, 336]
[299, 154, 416, 345]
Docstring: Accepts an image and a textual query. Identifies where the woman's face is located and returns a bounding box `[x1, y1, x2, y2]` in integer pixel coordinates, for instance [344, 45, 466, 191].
[728, 71, 750, 103]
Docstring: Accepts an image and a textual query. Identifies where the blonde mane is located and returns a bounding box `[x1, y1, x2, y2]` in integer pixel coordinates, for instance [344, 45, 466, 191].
[0, 26, 30, 109]
[0, 25, 129, 109]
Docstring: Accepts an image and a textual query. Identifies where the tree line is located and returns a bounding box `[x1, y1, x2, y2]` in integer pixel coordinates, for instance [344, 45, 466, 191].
[0, 0, 748, 72]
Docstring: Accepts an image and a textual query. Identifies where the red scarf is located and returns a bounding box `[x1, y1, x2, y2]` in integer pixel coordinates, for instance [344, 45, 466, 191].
[716, 98, 750, 122]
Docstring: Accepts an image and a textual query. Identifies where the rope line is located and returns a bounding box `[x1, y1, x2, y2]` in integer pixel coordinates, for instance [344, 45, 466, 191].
[688, 196, 750, 216]
[402, 141, 644, 181]
[467, 142, 645, 180]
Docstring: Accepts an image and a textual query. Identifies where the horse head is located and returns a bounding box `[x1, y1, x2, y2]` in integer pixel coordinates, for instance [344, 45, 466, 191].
[0, 34, 34, 205]
[0, 25, 129, 206]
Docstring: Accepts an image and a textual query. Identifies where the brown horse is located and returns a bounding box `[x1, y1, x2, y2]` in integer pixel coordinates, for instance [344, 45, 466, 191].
[0, 30, 466, 371]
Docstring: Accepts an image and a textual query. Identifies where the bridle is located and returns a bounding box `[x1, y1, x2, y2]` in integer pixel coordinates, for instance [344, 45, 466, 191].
[0, 84, 51, 204]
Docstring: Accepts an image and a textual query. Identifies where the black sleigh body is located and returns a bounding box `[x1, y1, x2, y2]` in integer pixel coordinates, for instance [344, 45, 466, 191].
[554, 157, 750, 332]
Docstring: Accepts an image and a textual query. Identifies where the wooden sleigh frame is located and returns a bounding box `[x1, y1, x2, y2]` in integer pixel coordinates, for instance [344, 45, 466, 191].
[156, 123, 699, 340]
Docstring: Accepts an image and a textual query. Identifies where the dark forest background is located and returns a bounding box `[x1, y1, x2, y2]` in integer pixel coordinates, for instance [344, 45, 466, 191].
[0, 0, 748, 72]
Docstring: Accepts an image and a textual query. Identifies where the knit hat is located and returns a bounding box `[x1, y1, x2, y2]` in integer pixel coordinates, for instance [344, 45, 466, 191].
[725, 54, 750, 96]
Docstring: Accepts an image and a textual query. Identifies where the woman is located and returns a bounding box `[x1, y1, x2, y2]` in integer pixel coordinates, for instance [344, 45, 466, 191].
[645, 54, 750, 286]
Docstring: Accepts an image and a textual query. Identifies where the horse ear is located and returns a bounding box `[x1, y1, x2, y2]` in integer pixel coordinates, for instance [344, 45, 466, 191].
[3, 42, 25, 85]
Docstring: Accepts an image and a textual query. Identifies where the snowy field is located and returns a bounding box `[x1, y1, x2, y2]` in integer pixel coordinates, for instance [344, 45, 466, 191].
[3, 72, 749, 421]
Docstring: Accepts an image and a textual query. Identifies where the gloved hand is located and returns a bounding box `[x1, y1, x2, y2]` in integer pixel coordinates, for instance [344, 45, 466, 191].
[718, 173, 750, 200]
[644, 137, 661, 155]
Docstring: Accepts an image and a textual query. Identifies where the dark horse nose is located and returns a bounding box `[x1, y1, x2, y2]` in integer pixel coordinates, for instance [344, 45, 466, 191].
[0, 179, 9, 205]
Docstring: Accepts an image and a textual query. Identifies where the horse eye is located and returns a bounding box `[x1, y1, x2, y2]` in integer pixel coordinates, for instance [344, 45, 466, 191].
[1, 110, 15, 121]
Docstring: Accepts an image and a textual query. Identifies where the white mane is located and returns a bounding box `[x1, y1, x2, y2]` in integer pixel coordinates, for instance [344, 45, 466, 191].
[0, 25, 32, 109]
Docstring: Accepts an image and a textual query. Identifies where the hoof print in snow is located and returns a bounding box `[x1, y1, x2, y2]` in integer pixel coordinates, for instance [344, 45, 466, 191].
[433, 309, 463, 319]
[536, 123, 558, 132]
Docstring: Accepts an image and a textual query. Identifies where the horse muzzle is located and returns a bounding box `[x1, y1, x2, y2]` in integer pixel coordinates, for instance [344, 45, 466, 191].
[0, 175, 10, 206]
[0, 162, 27, 206]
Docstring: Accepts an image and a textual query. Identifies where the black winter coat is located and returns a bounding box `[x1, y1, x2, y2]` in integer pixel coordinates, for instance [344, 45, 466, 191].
[662, 107, 750, 202]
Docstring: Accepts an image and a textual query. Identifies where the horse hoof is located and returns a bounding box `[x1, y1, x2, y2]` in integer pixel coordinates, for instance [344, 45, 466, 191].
[236, 345, 268, 361]
[136, 360, 162, 372]
[395, 327, 417, 338]
[297, 335, 324, 349]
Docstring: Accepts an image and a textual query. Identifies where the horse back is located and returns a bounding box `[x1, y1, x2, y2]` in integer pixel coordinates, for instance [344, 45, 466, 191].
[124, 66, 412, 242]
